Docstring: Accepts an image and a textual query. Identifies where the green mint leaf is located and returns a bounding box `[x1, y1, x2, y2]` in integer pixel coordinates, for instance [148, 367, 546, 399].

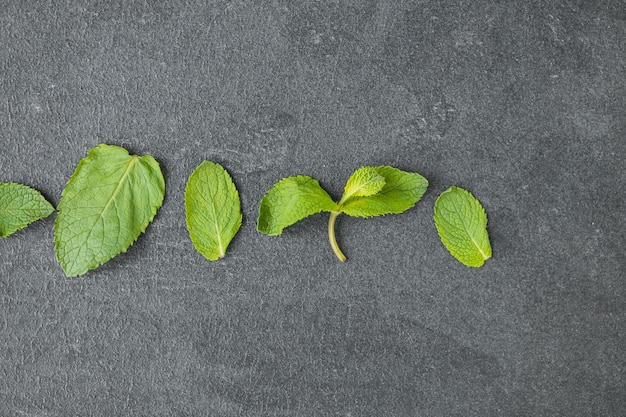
[339, 166, 428, 218]
[0, 182, 54, 238]
[185, 161, 242, 261]
[434, 186, 492, 267]
[341, 166, 386, 201]
[257, 175, 336, 235]
[54, 144, 165, 277]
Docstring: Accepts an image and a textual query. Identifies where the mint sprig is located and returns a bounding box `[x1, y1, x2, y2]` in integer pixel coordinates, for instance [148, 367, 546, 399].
[257, 166, 428, 262]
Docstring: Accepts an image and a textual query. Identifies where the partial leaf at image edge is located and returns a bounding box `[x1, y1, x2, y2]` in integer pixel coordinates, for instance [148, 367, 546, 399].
[257, 175, 336, 235]
[0, 182, 54, 238]
[185, 161, 242, 261]
[54, 144, 165, 277]
[434, 186, 492, 268]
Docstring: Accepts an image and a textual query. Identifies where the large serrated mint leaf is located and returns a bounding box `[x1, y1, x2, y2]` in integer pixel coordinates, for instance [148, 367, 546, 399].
[434, 186, 491, 268]
[257, 175, 336, 235]
[185, 161, 242, 261]
[0, 182, 54, 238]
[339, 166, 428, 218]
[54, 144, 165, 277]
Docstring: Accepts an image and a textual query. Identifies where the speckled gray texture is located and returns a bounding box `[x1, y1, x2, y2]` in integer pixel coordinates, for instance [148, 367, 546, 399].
[1, 1, 625, 416]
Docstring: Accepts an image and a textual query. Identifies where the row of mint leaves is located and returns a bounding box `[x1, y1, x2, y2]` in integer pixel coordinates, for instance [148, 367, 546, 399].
[0, 144, 492, 277]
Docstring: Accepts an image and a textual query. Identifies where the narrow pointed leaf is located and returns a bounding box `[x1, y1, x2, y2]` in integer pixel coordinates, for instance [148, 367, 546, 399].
[341, 166, 386, 201]
[0, 182, 54, 238]
[54, 144, 165, 277]
[434, 186, 492, 267]
[339, 166, 428, 217]
[185, 161, 242, 261]
[257, 176, 336, 235]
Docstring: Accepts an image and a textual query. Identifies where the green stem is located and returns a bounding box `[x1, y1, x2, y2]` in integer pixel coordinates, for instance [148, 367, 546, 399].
[328, 211, 347, 262]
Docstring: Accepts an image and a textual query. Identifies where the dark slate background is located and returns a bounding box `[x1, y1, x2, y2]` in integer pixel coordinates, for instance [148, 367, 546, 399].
[1, 1, 625, 416]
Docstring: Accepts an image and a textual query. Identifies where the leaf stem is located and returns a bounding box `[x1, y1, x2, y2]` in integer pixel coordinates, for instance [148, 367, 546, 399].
[328, 211, 346, 262]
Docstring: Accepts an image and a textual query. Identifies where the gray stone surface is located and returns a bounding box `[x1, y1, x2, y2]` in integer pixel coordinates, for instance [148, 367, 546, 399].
[1, 1, 625, 416]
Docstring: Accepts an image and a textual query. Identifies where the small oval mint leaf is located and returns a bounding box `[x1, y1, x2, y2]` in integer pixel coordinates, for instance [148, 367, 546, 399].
[341, 166, 386, 201]
[339, 166, 428, 218]
[54, 144, 165, 277]
[0, 182, 54, 238]
[185, 161, 242, 261]
[257, 176, 336, 235]
[434, 186, 492, 268]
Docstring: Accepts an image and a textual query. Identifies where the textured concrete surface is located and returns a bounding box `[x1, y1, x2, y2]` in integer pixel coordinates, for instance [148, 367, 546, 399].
[1, 1, 625, 416]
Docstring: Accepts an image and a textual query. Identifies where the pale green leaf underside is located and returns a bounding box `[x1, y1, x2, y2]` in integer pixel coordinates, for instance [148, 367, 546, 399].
[54, 144, 165, 277]
[341, 166, 386, 200]
[0, 182, 54, 238]
[185, 161, 242, 261]
[339, 166, 428, 218]
[257, 175, 336, 235]
[434, 186, 492, 268]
